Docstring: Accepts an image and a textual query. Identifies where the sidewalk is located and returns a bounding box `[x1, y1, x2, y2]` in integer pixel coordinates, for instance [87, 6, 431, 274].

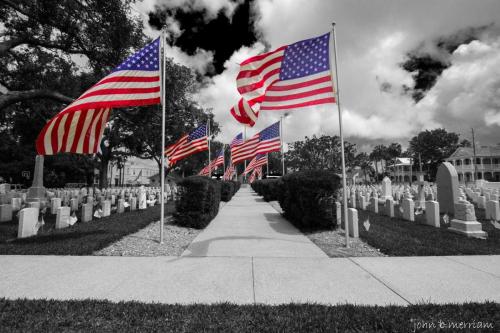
[182, 186, 327, 257]
[1, 186, 499, 305]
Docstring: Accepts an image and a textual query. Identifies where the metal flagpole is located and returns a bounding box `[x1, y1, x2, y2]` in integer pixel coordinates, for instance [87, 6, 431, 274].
[243, 126, 247, 182]
[208, 119, 211, 178]
[222, 144, 226, 177]
[266, 153, 269, 176]
[280, 116, 285, 176]
[160, 30, 166, 244]
[331, 23, 350, 248]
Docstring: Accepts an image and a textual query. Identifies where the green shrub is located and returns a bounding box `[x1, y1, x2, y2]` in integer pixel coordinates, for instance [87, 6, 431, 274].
[220, 181, 235, 202]
[174, 176, 221, 229]
[278, 170, 341, 230]
[251, 179, 282, 201]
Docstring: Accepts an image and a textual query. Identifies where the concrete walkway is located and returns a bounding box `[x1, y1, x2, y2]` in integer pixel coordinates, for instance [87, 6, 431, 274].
[181, 186, 327, 257]
[1, 255, 499, 305]
[1, 186, 500, 305]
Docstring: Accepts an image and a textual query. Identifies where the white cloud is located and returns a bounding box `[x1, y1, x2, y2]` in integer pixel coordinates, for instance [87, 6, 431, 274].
[156, 0, 244, 21]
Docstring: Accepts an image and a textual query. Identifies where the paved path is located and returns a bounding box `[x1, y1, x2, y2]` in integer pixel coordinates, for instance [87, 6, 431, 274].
[1, 255, 499, 305]
[181, 186, 327, 257]
[1, 186, 500, 305]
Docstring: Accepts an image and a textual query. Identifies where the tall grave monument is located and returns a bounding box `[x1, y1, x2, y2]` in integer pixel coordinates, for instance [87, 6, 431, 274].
[26, 155, 46, 205]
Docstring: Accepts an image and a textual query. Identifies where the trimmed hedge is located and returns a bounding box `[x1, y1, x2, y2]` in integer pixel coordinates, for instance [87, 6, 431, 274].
[220, 180, 241, 202]
[251, 179, 282, 201]
[278, 170, 341, 230]
[174, 176, 221, 229]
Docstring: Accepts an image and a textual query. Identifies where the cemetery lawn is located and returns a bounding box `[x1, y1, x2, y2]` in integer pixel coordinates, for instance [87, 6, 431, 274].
[0, 299, 498, 332]
[0, 203, 175, 255]
[357, 206, 500, 256]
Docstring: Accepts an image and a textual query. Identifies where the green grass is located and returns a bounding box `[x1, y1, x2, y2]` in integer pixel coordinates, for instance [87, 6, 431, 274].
[0, 299, 498, 332]
[0, 203, 175, 255]
[357, 203, 500, 256]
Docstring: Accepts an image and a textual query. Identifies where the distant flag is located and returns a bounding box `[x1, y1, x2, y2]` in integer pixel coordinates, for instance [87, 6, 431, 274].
[229, 32, 335, 126]
[165, 124, 208, 166]
[36, 38, 161, 155]
[198, 148, 224, 176]
[243, 154, 267, 175]
[230, 133, 243, 148]
[231, 121, 280, 164]
[223, 164, 236, 180]
[248, 166, 262, 183]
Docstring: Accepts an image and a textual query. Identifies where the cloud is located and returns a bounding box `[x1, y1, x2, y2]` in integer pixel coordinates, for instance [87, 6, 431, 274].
[156, 0, 244, 21]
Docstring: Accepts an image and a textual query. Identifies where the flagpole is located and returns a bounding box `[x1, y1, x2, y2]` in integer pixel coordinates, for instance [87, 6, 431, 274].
[159, 30, 166, 244]
[208, 119, 211, 178]
[266, 153, 269, 176]
[222, 144, 226, 175]
[331, 22, 349, 248]
[280, 116, 285, 176]
[243, 126, 247, 183]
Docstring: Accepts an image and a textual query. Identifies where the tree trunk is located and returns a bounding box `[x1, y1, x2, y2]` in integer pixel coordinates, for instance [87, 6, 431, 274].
[99, 158, 109, 189]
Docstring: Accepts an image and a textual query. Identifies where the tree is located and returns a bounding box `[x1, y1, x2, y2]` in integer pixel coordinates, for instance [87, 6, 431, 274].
[369, 145, 386, 177]
[408, 128, 462, 180]
[353, 152, 373, 182]
[0, 0, 146, 187]
[285, 135, 357, 173]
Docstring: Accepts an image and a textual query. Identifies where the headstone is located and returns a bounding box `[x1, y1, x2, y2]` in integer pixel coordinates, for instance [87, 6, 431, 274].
[11, 197, 21, 212]
[117, 199, 125, 213]
[0, 183, 10, 194]
[448, 201, 487, 238]
[17, 208, 39, 238]
[424, 201, 440, 228]
[370, 197, 378, 213]
[349, 193, 356, 208]
[55, 206, 71, 229]
[478, 196, 486, 209]
[102, 200, 111, 217]
[130, 197, 137, 211]
[402, 198, 415, 222]
[81, 203, 93, 223]
[347, 208, 359, 238]
[358, 196, 367, 210]
[436, 162, 459, 214]
[70, 198, 78, 212]
[486, 200, 500, 221]
[50, 197, 62, 214]
[26, 155, 46, 203]
[0, 204, 13, 222]
[380, 177, 392, 200]
[138, 187, 147, 210]
[385, 199, 394, 218]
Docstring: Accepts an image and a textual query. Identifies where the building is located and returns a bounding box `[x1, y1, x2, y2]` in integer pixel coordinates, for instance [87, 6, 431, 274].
[108, 157, 158, 186]
[446, 146, 500, 182]
[390, 157, 416, 183]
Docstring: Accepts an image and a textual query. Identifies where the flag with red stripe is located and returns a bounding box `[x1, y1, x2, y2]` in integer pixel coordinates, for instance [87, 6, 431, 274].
[248, 166, 262, 183]
[230, 98, 259, 127]
[230, 32, 335, 126]
[231, 121, 280, 164]
[243, 154, 267, 175]
[223, 164, 235, 180]
[165, 124, 208, 166]
[231, 133, 259, 164]
[36, 38, 161, 155]
[198, 148, 224, 176]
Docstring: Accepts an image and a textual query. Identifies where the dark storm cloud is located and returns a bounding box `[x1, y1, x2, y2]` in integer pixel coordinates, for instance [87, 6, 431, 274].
[148, 0, 256, 75]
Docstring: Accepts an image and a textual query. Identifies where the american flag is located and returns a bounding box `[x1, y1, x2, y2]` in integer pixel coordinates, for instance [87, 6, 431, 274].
[198, 148, 224, 176]
[36, 38, 161, 155]
[231, 121, 280, 164]
[230, 133, 243, 148]
[230, 33, 335, 126]
[244, 154, 267, 175]
[223, 164, 236, 180]
[165, 124, 208, 166]
[248, 166, 262, 183]
[230, 98, 259, 127]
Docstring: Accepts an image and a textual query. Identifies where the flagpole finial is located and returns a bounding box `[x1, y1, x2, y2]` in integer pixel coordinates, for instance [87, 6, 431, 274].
[331, 22, 336, 28]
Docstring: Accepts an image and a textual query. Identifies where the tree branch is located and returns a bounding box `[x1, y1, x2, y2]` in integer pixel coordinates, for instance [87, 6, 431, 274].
[0, 89, 73, 109]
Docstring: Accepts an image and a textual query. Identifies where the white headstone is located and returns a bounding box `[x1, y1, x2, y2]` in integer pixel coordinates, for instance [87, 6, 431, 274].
[81, 203, 93, 223]
[130, 197, 137, 211]
[0, 204, 13, 222]
[385, 199, 394, 218]
[347, 208, 359, 238]
[436, 162, 459, 215]
[370, 197, 378, 213]
[55, 206, 71, 229]
[117, 199, 125, 213]
[424, 201, 440, 228]
[381, 177, 392, 200]
[50, 197, 62, 214]
[402, 198, 415, 222]
[102, 200, 111, 217]
[139, 187, 147, 210]
[18, 208, 39, 238]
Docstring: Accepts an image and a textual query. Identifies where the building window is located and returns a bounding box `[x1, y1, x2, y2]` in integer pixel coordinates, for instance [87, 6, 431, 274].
[483, 158, 491, 164]
[476, 158, 481, 164]
[465, 159, 471, 165]
[456, 160, 462, 166]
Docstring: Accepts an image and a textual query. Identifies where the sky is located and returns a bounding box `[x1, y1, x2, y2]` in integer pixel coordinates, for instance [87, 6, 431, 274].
[133, 0, 500, 152]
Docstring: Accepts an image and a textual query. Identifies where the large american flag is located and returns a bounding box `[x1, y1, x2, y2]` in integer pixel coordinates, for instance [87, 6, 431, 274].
[230, 133, 243, 148]
[244, 154, 267, 175]
[231, 121, 280, 164]
[230, 33, 335, 126]
[36, 38, 161, 155]
[230, 98, 259, 127]
[165, 124, 208, 166]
